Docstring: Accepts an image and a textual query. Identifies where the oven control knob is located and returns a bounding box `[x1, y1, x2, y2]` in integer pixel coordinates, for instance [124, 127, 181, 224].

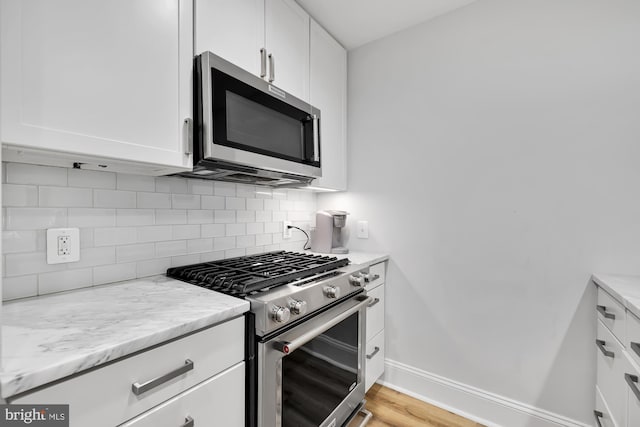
[289, 300, 308, 315]
[324, 286, 340, 299]
[271, 305, 291, 323]
[349, 274, 365, 287]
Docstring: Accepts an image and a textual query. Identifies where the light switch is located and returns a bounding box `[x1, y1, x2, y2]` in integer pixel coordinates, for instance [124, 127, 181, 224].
[357, 221, 369, 239]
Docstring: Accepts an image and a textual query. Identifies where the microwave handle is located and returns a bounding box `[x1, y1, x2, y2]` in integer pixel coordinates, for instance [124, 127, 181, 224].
[312, 114, 320, 162]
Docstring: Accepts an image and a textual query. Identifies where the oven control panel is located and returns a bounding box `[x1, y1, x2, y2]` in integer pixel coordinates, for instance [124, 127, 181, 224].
[248, 264, 370, 336]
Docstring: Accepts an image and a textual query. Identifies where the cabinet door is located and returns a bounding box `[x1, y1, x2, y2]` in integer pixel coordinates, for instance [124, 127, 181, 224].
[194, 0, 264, 76]
[365, 330, 385, 392]
[366, 284, 385, 342]
[264, 0, 310, 101]
[310, 20, 347, 191]
[1, 0, 192, 172]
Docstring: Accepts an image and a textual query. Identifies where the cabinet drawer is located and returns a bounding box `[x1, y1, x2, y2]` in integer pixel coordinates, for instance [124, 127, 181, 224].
[597, 287, 626, 342]
[627, 311, 640, 367]
[596, 319, 626, 427]
[120, 362, 245, 427]
[628, 361, 640, 427]
[595, 385, 617, 427]
[366, 262, 385, 289]
[365, 330, 385, 392]
[12, 317, 244, 427]
[366, 284, 385, 342]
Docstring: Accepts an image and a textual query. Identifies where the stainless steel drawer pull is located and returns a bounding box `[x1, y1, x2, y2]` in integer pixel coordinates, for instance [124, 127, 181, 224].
[131, 359, 194, 395]
[260, 48, 267, 78]
[365, 274, 380, 283]
[268, 54, 275, 83]
[366, 346, 380, 360]
[594, 410, 603, 427]
[631, 342, 640, 358]
[595, 340, 614, 358]
[368, 298, 380, 308]
[181, 416, 194, 427]
[597, 305, 616, 320]
[626, 373, 640, 402]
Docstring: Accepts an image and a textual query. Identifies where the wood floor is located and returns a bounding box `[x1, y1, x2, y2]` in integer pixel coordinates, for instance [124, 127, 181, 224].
[348, 384, 486, 427]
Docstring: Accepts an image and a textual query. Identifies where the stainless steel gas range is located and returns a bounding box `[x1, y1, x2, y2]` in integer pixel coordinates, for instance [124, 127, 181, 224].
[167, 251, 375, 427]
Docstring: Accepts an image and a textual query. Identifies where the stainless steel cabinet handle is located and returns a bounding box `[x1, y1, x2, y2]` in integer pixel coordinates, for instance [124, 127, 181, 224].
[626, 373, 640, 402]
[597, 305, 615, 320]
[594, 410, 603, 427]
[365, 274, 380, 283]
[368, 298, 380, 308]
[181, 416, 194, 427]
[183, 118, 193, 155]
[631, 342, 640, 358]
[312, 114, 320, 162]
[132, 359, 194, 395]
[268, 53, 275, 83]
[366, 346, 380, 360]
[595, 340, 614, 358]
[274, 296, 371, 354]
[260, 48, 267, 78]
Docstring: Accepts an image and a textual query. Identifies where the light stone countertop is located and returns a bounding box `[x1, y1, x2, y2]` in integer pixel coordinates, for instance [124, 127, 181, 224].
[591, 274, 640, 319]
[1, 276, 249, 399]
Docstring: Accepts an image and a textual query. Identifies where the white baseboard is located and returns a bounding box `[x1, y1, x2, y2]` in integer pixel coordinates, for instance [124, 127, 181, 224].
[379, 359, 591, 427]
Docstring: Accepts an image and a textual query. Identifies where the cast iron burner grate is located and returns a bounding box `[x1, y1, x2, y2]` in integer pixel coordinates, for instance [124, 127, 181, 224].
[167, 251, 350, 297]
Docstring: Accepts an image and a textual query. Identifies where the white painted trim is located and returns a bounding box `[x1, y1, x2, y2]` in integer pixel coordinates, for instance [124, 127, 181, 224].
[379, 359, 591, 427]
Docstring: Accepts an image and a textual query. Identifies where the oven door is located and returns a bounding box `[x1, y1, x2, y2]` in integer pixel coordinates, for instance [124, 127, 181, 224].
[196, 52, 322, 178]
[258, 294, 370, 427]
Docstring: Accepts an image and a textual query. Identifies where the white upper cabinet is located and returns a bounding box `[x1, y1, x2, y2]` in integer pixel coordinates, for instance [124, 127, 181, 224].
[196, 0, 309, 102]
[194, 0, 264, 75]
[264, 0, 310, 101]
[0, 0, 192, 175]
[309, 19, 347, 191]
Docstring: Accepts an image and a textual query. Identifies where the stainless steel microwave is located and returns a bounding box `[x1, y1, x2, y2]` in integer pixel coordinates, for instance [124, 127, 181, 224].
[179, 51, 321, 187]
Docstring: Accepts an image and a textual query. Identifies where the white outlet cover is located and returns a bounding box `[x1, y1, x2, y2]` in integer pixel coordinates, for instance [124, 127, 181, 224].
[283, 221, 293, 239]
[47, 228, 80, 264]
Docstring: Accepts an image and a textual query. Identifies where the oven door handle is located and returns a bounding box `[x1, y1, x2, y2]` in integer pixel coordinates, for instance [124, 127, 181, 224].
[274, 296, 372, 355]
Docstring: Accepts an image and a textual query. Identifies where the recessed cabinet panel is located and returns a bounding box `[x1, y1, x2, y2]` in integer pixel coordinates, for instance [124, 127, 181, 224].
[194, 0, 264, 75]
[264, 0, 310, 101]
[0, 0, 192, 172]
[366, 284, 385, 342]
[597, 287, 626, 343]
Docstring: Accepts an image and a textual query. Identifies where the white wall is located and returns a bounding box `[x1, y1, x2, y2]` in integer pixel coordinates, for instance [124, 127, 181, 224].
[319, 0, 640, 424]
[1, 162, 314, 299]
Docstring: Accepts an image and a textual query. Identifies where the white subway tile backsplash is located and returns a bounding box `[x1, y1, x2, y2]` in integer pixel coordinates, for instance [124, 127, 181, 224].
[201, 195, 224, 210]
[172, 225, 201, 240]
[68, 169, 116, 189]
[3, 184, 38, 207]
[68, 208, 116, 228]
[156, 209, 187, 225]
[93, 263, 137, 285]
[116, 209, 155, 226]
[6, 163, 67, 186]
[117, 174, 156, 192]
[94, 189, 136, 208]
[214, 181, 236, 197]
[172, 194, 200, 209]
[3, 230, 38, 253]
[39, 186, 92, 207]
[3, 275, 38, 300]
[188, 210, 214, 224]
[6, 208, 66, 230]
[226, 197, 245, 210]
[187, 238, 214, 254]
[226, 223, 246, 236]
[2, 162, 317, 299]
[116, 243, 155, 262]
[201, 223, 225, 238]
[94, 227, 137, 247]
[137, 225, 173, 243]
[137, 192, 171, 209]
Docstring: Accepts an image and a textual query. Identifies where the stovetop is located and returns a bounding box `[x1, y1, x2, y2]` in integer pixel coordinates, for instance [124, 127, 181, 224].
[166, 251, 350, 298]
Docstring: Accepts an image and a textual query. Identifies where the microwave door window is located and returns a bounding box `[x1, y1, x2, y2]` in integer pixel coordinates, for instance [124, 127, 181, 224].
[225, 91, 305, 162]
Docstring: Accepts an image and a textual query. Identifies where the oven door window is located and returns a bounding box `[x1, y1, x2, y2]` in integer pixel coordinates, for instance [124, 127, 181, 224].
[282, 313, 359, 426]
[211, 69, 318, 167]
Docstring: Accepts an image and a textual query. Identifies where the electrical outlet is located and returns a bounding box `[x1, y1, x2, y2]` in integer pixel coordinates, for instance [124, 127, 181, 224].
[283, 221, 293, 239]
[357, 221, 369, 239]
[47, 228, 80, 264]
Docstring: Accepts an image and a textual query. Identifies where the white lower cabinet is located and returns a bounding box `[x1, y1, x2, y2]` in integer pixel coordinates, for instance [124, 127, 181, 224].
[365, 330, 385, 391]
[595, 386, 616, 427]
[365, 261, 386, 392]
[596, 320, 625, 427]
[121, 362, 245, 427]
[11, 317, 245, 427]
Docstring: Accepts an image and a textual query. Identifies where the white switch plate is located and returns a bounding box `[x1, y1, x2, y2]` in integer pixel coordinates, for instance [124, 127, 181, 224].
[283, 221, 293, 239]
[47, 228, 80, 264]
[357, 221, 369, 238]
